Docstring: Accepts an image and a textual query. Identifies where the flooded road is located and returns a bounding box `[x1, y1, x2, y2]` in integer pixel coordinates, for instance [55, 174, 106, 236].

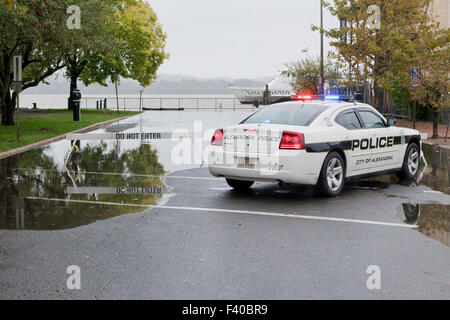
[0, 111, 249, 230]
[0, 110, 449, 299]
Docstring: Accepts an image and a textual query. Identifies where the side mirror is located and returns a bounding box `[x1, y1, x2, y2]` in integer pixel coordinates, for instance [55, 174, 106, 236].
[387, 118, 396, 127]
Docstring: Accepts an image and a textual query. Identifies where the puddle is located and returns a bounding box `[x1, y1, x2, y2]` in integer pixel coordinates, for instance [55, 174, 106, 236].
[420, 144, 450, 194]
[400, 203, 449, 247]
[0, 110, 253, 230]
[0, 142, 166, 230]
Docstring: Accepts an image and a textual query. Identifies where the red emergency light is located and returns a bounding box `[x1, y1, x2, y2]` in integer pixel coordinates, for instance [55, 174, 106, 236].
[292, 94, 314, 101]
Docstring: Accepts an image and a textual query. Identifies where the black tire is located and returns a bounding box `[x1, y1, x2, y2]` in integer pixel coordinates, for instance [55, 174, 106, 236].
[226, 178, 254, 190]
[397, 143, 420, 180]
[317, 151, 346, 197]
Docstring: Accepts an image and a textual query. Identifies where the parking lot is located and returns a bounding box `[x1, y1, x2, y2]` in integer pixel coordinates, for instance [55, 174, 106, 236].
[0, 110, 449, 299]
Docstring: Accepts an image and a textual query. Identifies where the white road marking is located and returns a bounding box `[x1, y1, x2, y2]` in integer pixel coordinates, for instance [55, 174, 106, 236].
[423, 190, 443, 194]
[25, 197, 417, 229]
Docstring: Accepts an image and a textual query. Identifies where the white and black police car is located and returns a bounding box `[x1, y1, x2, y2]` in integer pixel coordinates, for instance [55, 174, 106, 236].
[209, 95, 422, 196]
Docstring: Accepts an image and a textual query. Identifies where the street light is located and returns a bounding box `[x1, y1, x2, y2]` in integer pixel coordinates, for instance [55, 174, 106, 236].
[112, 72, 119, 115]
[320, 0, 324, 96]
[139, 84, 144, 112]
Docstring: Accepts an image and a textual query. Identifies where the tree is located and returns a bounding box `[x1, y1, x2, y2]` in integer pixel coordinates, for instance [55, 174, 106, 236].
[410, 30, 449, 138]
[285, 57, 343, 95]
[77, 0, 168, 98]
[0, 0, 67, 125]
[58, 0, 120, 110]
[318, 0, 434, 109]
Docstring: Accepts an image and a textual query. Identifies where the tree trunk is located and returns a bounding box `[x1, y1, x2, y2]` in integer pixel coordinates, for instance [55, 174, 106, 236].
[1, 91, 16, 126]
[432, 110, 439, 139]
[68, 75, 78, 110]
[371, 80, 379, 110]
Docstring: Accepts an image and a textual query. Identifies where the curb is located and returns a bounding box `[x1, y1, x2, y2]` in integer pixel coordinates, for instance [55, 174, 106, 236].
[0, 114, 136, 160]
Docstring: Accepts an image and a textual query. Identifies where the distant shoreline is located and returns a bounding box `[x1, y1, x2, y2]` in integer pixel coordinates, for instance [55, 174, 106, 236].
[19, 93, 240, 110]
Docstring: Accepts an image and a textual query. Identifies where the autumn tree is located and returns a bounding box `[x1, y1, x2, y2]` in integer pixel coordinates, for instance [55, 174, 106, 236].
[409, 30, 449, 138]
[285, 57, 343, 95]
[319, 0, 435, 109]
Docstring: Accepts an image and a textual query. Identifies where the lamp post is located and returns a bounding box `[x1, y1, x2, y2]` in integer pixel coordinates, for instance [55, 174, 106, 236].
[112, 72, 119, 115]
[139, 84, 144, 112]
[320, 0, 324, 96]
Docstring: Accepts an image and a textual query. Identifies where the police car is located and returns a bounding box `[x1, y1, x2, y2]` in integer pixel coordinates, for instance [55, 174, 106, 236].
[208, 97, 422, 196]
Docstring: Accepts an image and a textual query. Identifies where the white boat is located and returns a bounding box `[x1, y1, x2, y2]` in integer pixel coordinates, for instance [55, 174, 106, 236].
[229, 73, 295, 104]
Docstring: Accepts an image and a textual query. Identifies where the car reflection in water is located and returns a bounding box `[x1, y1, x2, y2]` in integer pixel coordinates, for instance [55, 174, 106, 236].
[420, 143, 450, 195]
[0, 141, 166, 230]
[402, 203, 449, 247]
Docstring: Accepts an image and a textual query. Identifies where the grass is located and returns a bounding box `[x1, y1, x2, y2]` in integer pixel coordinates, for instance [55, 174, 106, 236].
[0, 109, 140, 153]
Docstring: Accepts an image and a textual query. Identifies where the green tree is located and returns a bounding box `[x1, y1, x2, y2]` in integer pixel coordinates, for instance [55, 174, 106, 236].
[285, 57, 342, 95]
[0, 0, 66, 125]
[77, 0, 168, 97]
[59, 0, 120, 110]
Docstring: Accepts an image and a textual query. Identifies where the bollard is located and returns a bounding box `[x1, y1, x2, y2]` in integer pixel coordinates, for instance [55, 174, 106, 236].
[72, 89, 81, 122]
[104, 98, 107, 109]
[96, 101, 99, 109]
[32, 103, 37, 109]
[253, 100, 259, 109]
[100, 100, 103, 109]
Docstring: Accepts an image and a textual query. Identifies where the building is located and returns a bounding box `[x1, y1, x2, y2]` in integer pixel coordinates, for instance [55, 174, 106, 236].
[428, 0, 449, 29]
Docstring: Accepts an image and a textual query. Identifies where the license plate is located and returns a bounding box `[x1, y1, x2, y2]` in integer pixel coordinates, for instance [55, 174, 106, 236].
[236, 156, 256, 168]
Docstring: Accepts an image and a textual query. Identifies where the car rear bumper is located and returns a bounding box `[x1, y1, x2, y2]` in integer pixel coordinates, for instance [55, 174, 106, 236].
[208, 146, 326, 185]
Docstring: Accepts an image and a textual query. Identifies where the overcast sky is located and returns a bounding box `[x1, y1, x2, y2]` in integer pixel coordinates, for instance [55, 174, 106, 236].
[147, 0, 337, 79]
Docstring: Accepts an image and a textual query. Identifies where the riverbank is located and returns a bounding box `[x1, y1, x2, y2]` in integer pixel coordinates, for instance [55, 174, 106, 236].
[0, 109, 140, 155]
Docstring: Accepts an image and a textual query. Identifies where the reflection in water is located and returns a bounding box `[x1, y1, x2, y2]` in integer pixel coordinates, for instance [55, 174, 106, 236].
[421, 144, 450, 194]
[401, 203, 449, 247]
[0, 142, 165, 230]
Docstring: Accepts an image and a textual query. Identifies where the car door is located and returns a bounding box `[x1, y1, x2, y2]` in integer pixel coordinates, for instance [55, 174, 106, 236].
[334, 108, 372, 176]
[356, 107, 402, 172]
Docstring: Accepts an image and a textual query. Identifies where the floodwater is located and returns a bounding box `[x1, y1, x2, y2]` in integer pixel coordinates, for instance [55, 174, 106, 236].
[0, 110, 249, 230]
[0, 111, 449, 246]
[0, 144, 166, 230]
[401, 203, 449, 247]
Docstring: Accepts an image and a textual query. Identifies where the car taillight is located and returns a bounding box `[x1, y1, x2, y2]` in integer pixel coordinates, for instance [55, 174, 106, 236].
[211, 129, 224, 146]
[279, 131, 305, 150]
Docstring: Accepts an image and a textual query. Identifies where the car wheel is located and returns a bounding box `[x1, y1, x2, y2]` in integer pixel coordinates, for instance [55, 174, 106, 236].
[226, 178, 254, 190]
[398, 143, 420, 180]
[317, 151, 345, 197]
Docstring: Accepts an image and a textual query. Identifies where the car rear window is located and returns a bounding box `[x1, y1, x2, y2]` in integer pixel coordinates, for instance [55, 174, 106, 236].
[240, 103, 329, 126]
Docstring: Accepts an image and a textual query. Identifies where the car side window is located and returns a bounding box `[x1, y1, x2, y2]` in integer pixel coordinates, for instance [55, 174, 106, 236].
[358, 109, 385, 128]
[335, 110, 362, 130]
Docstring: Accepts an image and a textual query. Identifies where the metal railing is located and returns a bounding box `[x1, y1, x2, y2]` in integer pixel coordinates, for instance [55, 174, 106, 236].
[82, 97, 254, 111]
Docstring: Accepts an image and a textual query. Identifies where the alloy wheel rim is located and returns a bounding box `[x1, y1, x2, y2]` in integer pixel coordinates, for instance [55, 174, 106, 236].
[408, 148, 419, 175]
[326, 158, 343, 192]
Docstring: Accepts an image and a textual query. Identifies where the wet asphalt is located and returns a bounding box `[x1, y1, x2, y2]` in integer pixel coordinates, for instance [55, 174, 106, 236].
[0, 110, 449, 299]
